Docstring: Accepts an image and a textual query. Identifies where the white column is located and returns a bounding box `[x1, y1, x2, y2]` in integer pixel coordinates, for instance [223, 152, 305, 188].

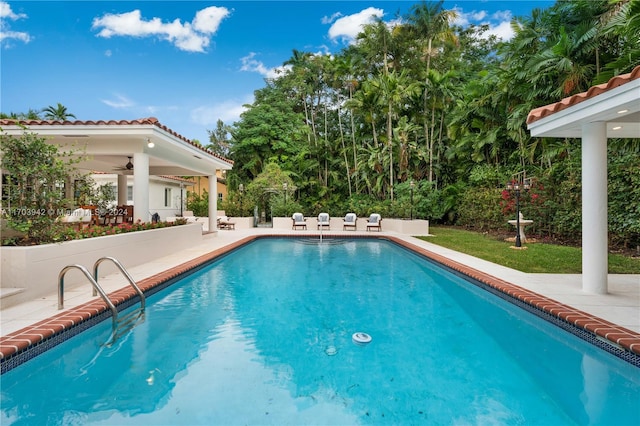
[117, 174, 128, 205]
[582, 122, 608, 294]
[208, 173, 218, 232]
[133, 153, 150, 223]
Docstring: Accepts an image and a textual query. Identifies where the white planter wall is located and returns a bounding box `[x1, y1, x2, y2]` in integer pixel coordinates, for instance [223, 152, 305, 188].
[1, 224, 203, 308]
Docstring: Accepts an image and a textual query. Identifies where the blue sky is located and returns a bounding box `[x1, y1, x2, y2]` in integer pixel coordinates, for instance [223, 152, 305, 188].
[1, 0, 554, 144]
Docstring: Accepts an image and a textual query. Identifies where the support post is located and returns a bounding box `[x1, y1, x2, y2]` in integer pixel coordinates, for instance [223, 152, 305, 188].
[117, 174, 128, 205]
[515, 189, 522, 248]
[582, 122, 608, 294]
[208, 173, 217, 232]
[133, 153, 149, 223]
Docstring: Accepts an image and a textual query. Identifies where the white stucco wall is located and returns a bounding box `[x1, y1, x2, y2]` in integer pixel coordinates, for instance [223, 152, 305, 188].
[1, 223, 203, 308]
[92, 174, 187, 221]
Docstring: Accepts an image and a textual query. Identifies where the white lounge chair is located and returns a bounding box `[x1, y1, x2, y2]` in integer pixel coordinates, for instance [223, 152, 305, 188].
[292, 212, 307, 230]
[59, 208, 93, 230]
[343, 213, 357, 230]
[317, 213, 330, 230]
[366, 213, 382, 231]
[217, 216, 235, 230]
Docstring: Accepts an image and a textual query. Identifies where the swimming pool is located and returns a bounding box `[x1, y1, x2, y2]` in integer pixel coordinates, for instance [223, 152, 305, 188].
[1, 238, 639, 424]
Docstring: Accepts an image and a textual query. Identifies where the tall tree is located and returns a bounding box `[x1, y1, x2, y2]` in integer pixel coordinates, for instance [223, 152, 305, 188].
[407, 1, 457, 183]
[206, 119, 232, 157]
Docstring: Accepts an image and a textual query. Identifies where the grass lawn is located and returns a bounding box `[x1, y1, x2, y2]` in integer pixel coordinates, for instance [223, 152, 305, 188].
[417, 226, 640, 274]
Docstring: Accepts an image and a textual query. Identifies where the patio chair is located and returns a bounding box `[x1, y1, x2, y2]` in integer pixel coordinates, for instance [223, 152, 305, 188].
[292, 212, 307, 230]
[217, 215, 236, 230]
[317, 212, 330, 230]
[122, 205, 133, 223]
[59, 207, 93, 230]
[366, 213, 382, 231]
[343, 213, 357, 230]
[80, 205, 100, 226]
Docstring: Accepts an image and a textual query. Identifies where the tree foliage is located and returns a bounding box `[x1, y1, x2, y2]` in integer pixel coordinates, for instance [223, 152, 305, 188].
[0, 131, 79, 244]
[219, 0, 638, 247]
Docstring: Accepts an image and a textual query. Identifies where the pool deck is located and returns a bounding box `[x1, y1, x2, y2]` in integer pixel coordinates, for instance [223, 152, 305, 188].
[1, 228, 639, 359]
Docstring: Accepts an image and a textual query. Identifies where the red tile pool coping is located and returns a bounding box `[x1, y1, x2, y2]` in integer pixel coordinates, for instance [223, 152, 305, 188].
[2, 234, 639, 363]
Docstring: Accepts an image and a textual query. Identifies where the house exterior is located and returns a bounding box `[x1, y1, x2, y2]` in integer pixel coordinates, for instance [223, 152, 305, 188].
[91, 173, 193, 221]
[185, 172, 228, 203]
[0, 117, 234, 232]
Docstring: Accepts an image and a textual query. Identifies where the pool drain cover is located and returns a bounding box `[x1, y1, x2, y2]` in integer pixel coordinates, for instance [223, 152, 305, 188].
[325, 346, 338, 356]
[352, 332, 372, 345]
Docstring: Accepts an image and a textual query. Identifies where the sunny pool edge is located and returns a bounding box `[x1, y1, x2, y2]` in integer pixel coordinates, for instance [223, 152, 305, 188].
[1, 234, 639, 374]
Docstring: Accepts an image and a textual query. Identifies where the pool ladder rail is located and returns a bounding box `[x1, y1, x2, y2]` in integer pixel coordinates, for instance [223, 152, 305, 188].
[58, 256, 146, 344]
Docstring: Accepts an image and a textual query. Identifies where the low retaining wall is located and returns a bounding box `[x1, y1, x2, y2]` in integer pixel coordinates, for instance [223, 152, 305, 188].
[166, 215, 429, 234]
[1, 223, 203, 308]
[272, 217, 429, 234]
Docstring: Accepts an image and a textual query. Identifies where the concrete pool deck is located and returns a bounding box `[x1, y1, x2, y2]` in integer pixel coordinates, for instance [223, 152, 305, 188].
[1, 228, 639, 359]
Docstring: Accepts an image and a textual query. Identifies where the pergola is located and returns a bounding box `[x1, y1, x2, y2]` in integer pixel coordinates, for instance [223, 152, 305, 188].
[0, 117, 234, 232]
[527, 66, 640, 294]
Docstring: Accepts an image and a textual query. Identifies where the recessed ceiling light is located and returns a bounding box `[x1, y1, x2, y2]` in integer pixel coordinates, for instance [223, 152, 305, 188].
[617, 109, 628, 114]
[612, 126, 623, 130]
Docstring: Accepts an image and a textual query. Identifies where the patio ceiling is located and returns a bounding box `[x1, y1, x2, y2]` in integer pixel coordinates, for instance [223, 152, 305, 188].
[0, 117, 233, 176]
[527, 66, 640, 139]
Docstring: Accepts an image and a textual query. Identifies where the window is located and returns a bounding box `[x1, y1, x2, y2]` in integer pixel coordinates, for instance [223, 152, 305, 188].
[164, 188, 172, 207]
[127, 185, 133, 202]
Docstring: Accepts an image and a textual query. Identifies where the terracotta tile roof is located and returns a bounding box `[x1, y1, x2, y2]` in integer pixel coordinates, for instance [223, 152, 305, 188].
[527, 66, 640, 125]
[0, 116, 233, 165]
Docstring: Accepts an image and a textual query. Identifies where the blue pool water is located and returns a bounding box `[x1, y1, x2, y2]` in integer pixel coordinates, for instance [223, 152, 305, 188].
[1, 239, 639, 425]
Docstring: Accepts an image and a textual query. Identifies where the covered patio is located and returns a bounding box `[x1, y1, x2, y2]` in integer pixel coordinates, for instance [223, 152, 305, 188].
[527, 66, 640, 294]
[0, 117, 233, 232]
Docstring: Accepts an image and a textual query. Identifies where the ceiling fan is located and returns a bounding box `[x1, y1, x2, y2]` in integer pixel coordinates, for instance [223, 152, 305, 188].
[114, 156, 133, 171]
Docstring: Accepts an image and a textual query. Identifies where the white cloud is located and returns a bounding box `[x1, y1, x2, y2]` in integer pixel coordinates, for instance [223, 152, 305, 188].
[327, 7, 384, 44]
[485, 20, 514, 40]
[321, 12, 342, 25]
[0, 1, 31, 46]
[452, 7, 514, 41]
[92, 6, 230, 53]
[191, 97, 251, 126]
[193, 6, 229, 34]
[492, 10, 512, 22]
[0, 1, 26, 20]
[240, 52, 290, 79]
[101, 93, 135, 109]
[0, 29, 30, 43]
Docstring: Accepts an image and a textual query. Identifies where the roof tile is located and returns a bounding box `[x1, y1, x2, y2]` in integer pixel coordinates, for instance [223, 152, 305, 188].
[0, 116, 233, 165]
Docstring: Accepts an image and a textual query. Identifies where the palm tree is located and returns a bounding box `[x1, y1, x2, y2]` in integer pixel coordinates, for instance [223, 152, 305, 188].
[597, 0, 640, 82]
[528, 25, 596, 97]
[42, 103, 76, 121]
[369, 70, 421, 200]
[406, 1, 457, 183]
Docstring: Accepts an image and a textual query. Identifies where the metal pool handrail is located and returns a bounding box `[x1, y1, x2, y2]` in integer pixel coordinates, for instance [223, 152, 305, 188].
[93, 256, 146, 310]
[58, 257, 146, 341]
[58, 264, 118, 319]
